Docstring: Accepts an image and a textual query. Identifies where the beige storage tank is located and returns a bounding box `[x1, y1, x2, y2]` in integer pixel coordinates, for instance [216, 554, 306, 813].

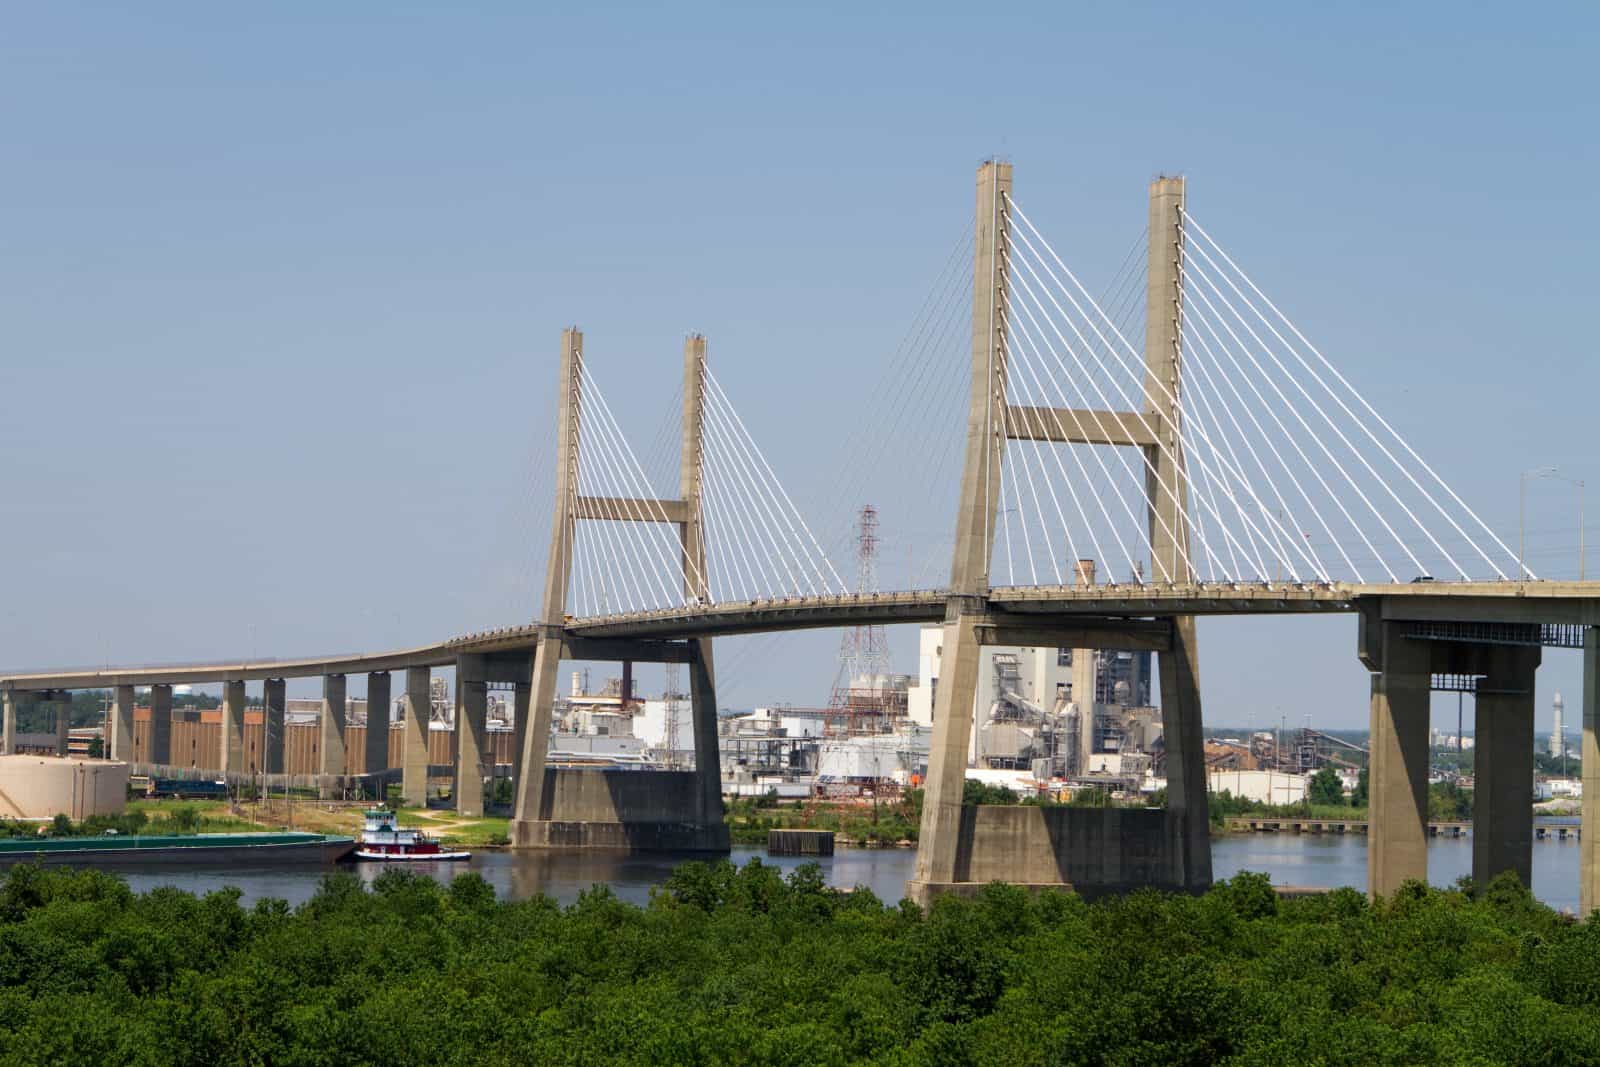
[0, 756, 129, 820]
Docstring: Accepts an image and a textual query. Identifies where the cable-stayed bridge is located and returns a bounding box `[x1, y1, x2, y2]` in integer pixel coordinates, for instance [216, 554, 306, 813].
[5, 161, 1598, 910]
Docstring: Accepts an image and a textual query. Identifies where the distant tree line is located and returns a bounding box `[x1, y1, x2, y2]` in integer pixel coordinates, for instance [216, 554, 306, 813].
[11, 689, 220, 734]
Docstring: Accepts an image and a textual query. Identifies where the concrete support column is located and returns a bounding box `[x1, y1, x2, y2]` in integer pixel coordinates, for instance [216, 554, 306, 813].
[54, 698, 69, 756]
[1071, 564, 1097, 768]
[1158, 615, 1211, 890]
[110, 685, 135, 762]
[513, 635, 562, 830]
[221, 679, 246, 776]
[1473, 645, 1539, 892]
[454, 654, 487, 816]
[688, 639, 722, 824]
[319, 674, 347, 799]
[149, 685, 173, 765]
[1365, 619, 1432, 899]
[3, 691, 17, 755]
[401, 667, 430, 807]
[263, 679, 285, 775]
[1580, 628, 1600, 915]
[911, 611, 985, 893]
[365, 671, 391, 783]
[512, 664, 532, 799]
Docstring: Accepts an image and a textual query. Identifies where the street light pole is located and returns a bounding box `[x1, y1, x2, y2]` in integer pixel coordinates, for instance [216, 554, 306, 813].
[1521, 467, 1558, 580]
[1577, 479, 1585, 581]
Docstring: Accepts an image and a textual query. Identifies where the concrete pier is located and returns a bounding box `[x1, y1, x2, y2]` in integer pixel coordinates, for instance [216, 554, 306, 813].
[1159, 615, 1212, 890]
[365, 671, 390, 781]
[401, 667, 430, 806]
[110, 685, 135, 762]
[263, 678, 285, 774]
[221, 679, 246, 775]
[2, 691, 16, 754]
[1363, 616, 1432, 899]
[911, 612, 987, 897]
[149, 685, 172, 765]
[1473, 645, 1539, 891]
[319, 674, 347, 799]
[53, 698, 68, 756]
[689, 639, 721, 832]
[455, 655, 487, 816]
[514, 633, 563, 838]
[1582, 628, 1599, 915]
[512, 665, 531, 798]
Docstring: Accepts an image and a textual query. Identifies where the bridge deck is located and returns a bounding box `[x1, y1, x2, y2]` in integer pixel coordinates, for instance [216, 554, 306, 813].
[3, 581, 1596, 691]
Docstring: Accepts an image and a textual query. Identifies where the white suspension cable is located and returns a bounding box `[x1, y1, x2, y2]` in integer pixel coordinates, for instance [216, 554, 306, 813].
[1178, 278, 1352, 581]
[704, 368, 847, 594]
[703, 391, 812, 596]
[998, 449, 1017, 586]
[575, 405, 664, 612]
[579, 374, 683, 609]
[1178, 252, 1431, 580]
[703, 406, 784, 599]
[1004, 296, 1144, 579]
[1175, 327, 1273, 580]
[1005, 250, 1199, 581]
[583, 365, 708, 604]
[1004, 204, 1203, 581]
[579, 367, 695, 609]
[1006, 239, 1202, 581]
[581, 365, 713, 603]
[1182, 225, 1489, 579]
[699, 427, 762, 602]
[1013, 438, 1064, 584]
[1183, 213, 1520, 579]
[1005, 200, 1324, 583]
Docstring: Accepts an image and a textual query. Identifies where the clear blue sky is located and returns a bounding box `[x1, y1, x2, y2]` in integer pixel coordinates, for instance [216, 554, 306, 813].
[1, 3, 1593, 732]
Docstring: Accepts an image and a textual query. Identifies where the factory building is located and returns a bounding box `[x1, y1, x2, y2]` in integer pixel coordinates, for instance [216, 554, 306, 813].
[904, 617, 1158, 781]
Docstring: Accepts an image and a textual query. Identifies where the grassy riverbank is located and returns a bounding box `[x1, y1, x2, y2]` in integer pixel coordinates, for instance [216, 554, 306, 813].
[0, 860, 1595, 1064]
[116, 799, 515, 847]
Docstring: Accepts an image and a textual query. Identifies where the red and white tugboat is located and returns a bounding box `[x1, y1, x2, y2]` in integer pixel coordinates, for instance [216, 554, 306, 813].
[354, 809, 471, 862]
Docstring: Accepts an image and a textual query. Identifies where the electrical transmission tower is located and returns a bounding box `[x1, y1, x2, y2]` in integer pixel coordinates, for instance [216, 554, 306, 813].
[827, 505, 898, 734]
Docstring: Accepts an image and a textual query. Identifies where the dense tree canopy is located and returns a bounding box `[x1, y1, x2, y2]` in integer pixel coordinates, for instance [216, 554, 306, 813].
[0, 861, 1595, 1065]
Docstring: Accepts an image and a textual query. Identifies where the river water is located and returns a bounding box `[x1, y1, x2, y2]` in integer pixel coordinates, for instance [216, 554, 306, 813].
[112, 831, 1586, 913]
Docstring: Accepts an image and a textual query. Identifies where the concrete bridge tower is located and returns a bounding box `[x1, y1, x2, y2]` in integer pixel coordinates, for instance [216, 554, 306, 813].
[907, 163, 1210, 904]
[509, 330, 728, 850]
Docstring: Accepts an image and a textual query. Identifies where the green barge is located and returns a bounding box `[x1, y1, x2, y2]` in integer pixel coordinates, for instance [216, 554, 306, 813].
[0, 832, 355, 868]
